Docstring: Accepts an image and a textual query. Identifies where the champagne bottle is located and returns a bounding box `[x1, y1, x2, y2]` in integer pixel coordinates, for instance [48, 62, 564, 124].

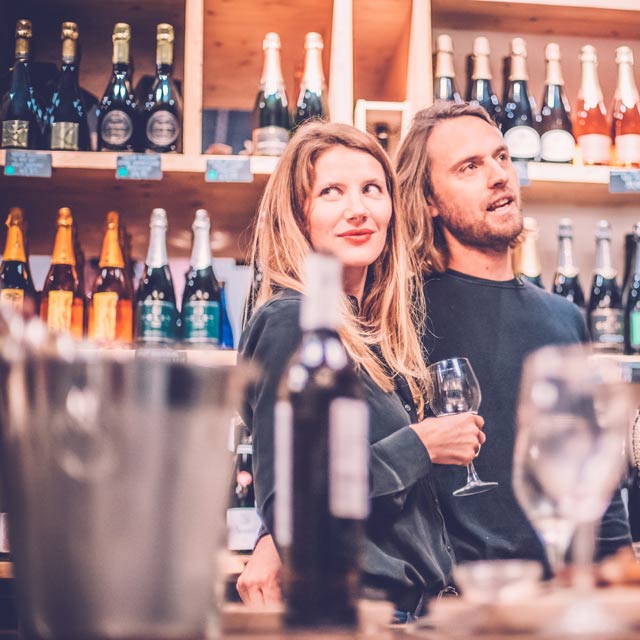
[252, 32, 291, 156]
[73, 223, 88, 335]
[40, 207, 84, 338]
[135, 208, 178, 344]
[1, 20, 44, 150]
[275, 252, 368, 629]
[433, 34, 462, 103]
[467, 36, 502, 124]
[575, 45, 611, 166]
[623, 232, 635, 295]
[97, 23, 139, 152]
[624, 223, 640, 354]
[539, 43, 575, 163]
[513, 216, 543, 288]
[502, 38, 541, 161]
[220, 280, 235, 349]
[612, 46, 640, 167]
[551, 218, 584, 307]
[294, 32, 329, 128]
[0, 208, 38, 315]
[143, 24, 182, 153]
[88, 211, 133, 343]
[181, 209, 222, 346]
[588, 220, 624, 352]
[47, 22, 89, 151]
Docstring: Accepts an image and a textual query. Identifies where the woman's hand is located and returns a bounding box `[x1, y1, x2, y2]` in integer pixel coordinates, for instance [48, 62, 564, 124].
[236, 534, 283, 606]
[410, 413, 486, 465]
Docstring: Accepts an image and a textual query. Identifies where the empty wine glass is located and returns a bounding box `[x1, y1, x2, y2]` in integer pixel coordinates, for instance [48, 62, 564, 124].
[428, 357, 498, 497]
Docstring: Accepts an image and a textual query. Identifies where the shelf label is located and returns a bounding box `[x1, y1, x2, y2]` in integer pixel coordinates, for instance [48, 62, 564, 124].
[609, 170, 640, 193]
[4, 150, 52, 178]
[116, 154, 162, 180]
[513, 161, 530, 187]
[205, 156, 252, 183]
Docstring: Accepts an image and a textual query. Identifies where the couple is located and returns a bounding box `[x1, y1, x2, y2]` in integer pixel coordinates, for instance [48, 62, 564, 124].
[238, 101, 631, 617]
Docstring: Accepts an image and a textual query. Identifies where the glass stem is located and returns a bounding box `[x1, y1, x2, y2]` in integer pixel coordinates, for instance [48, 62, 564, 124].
[572, 520, 596, 594]
[466, 462, 481, 485]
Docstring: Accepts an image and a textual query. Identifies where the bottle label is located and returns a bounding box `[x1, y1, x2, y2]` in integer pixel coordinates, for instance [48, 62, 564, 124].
[182, 300, 220, 343]
[47, 290, 73, 333]
[236, 443, 253, 456]
[51, 122, 79, 151]
[92, 291, 119, 340]
[137, 300, 177, 341]
[252, 126, 289, 156]
[578, 133, 611, 165]
[540, 129, 575, 162]
[2, 120, 29, 149]
[615, 134, 640, 165]
[100, 110, 133, 146]
[590, 309, 624, 351]
[631, 310, 640, 349]
[0, 289, 24, 312]
[226, 507, 261, 552]
[146, 111, 180, 147]
[503, 125, 541, 160]
[274, 400, 293, 547]
[329, 398, 369, 520]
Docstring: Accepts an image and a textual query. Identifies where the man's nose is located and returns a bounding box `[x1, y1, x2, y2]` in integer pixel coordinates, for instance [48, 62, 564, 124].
[487, 158, 509, 187]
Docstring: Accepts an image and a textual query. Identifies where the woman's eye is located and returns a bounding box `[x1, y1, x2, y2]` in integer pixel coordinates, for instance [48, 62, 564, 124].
[364, 183, 382, 195]
[320, 186, 339, 197]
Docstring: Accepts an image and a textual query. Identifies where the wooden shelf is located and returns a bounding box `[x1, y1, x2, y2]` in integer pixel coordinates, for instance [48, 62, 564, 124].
[78, 346, 238, 366]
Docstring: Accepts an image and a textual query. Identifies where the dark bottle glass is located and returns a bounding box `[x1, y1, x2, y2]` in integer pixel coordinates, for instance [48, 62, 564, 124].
[220, 280, 234, 349]
[1, 20, 44, 150]
[502, 38, 541, 161]
[46, 22, 90, 151]
[143, 24, 182, 153]
[294, 32, 329, 128]
[624, 223, 640, 354]
[539, 43, 575, 163]
[552, 218, 584, 306]
[275, 252, 367, 629]
[623, 232, 635, 294]
[181, 209, 222, 346]
[467, 36, 502, 124]
[252, 32, 290, 156]
[136, 208, 178, 344]
[513, 216, 544, 288]
[374, 123, 390, 151]
[97, 23, 139, 152]
[433, 34, 463, 103]
[588, 220, 624, 353]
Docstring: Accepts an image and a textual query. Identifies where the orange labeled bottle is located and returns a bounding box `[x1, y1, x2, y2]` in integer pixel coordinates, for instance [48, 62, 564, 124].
[88, 211, 133, 343]
[40, 207, 84, 338]
[611, 46, 640, 167]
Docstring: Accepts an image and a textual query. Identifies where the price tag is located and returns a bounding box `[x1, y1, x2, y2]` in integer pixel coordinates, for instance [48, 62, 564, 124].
[116, 154, 162, 180]
[513, 161, 530, 187]
[205, 156, 252, 183]
[4, 150, 52, 178]
[609, 170, 640, 193]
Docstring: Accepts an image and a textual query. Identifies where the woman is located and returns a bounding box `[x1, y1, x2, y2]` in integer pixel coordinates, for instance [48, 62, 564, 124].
[238, 121, 485, 617]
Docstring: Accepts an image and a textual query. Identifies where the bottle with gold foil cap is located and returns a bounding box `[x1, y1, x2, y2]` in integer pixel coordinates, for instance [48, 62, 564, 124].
[612, 46, 640, 167]
[513, 216, 543, 288]
[434, 34, 462, 103]
[294, 32, 329, 128]
[47, 22, 89, 151]
[143, 23, 182, 153]
[88, 211, 133, 343]
[467, 36, 502, 124]
[1, 19, 44, 149]
[41, 208, 84, 338]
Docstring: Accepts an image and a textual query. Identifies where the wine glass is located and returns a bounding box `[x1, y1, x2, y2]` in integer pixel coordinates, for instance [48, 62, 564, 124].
[427, 357, 499, 497]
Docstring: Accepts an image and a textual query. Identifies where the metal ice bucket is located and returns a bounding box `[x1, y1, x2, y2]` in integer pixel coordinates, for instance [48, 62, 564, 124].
[0, 331, 247, 639]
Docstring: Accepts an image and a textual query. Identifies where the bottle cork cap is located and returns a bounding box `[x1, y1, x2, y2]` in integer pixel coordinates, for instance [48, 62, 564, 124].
[436, 34, 454, 53]
[595, 219, 611, 240]
[113, 23, 131, 42]
[61, 22, 79, 40]
[150, 208, 168, 229]
[6, 208, 23, 227]
[511, 37, 527, 57]
[57, 207, 73, 226]
[16, 20, 32, 38]
[106, 211, 120, 228]
[263, 32, 281, 50]
[616, 46, 634, 65]
[633, 222, 640, 238]
[304, 32, 324, 50]
[580, 45, 598, 64]
[558, 218, 573, 238]
[545, 43, 561, 61]
[473, 36, 491, 57]
[193, 209, 211, 230]
[157, 23, 174, 43]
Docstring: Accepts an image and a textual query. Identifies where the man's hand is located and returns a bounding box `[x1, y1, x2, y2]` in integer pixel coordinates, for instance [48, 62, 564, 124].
[236, 534, 283, 606]
[411, 413, 486, 465]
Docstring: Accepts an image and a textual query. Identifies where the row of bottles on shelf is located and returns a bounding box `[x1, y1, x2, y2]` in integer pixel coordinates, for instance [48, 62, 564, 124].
[436, 34, 640, 166]
[0, 207, 233, 347]
[1, 20, 182, 153]
[515, 217, 640, 355]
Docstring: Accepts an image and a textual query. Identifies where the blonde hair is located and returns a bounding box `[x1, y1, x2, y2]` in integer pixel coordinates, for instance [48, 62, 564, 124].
[396, 101, 496, 274]
[248, 121, 429, 416]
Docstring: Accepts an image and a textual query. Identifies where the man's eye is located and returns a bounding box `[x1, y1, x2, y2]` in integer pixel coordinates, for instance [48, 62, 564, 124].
[462, 163, 477, 172]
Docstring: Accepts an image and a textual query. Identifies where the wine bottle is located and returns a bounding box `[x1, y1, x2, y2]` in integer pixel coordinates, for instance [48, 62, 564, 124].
[294, 32, 329, 128]
[47, 22, 90, 151]
[623, 232, 635, 295]
[143, 24, 182, 153]
[40, 207, 84, 338]
[0, 207, 38, 316]
[588, 220, 624, 352]
[624, 223, 640, 354]
[539, 43, 575, 163]
[433, 34, 462, 103]
[501, 38, 541, 161]
[1, 20, 44, 150]
[252, 32, 291, 156]
[135, 208, 178, 344]
[612, 46, 640, 167]
[574, 45, 611, 166]
[88, 211, 133, 343]
[73, 222, 88, 335]
[220, 280, 234, 349]
[181, 209, 222, 346]
[551, 218, 584, 307]
[513, 216, 543, 288]
[467, 36, 502, 124]
[275, 252, 368, 629]
[373, 123, 390, 151]
[97, 23, 139, 152]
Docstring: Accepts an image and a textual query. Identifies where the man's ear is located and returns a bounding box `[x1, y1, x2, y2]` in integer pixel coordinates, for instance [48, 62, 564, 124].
[427, 198, 440, 219]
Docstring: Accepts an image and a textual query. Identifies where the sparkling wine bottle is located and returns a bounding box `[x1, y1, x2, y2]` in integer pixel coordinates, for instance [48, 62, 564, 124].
[611, 46, 640, 167]
[294, 32, 329, 128]
[433, 34, 463, 103]
[467, 36, 502, 124]
[624, 222, 640, 354]
[551, 218, 584, 307]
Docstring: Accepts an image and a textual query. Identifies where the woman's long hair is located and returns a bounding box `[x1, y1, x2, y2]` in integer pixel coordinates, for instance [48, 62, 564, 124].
[248, 121, 429, 415]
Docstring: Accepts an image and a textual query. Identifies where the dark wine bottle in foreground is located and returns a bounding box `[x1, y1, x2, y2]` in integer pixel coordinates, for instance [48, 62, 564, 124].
[467, 36, 502, 124]
[294, 32, 329, 128]
[433, 34, 463, 103]
[552, 218, 584, 307]
[624, 222, 640, 354]
[275, 252, 368, 629]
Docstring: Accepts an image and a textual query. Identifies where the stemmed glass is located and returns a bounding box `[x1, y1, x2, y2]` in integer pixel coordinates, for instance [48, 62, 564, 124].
[428, 357, 499, 497]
